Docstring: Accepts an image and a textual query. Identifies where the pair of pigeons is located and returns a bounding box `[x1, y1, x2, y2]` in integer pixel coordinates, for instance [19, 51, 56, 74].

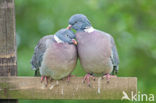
[31, 14, 119, 86]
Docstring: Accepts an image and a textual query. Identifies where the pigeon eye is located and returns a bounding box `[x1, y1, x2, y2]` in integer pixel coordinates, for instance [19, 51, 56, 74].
[66, 34, 69, 37]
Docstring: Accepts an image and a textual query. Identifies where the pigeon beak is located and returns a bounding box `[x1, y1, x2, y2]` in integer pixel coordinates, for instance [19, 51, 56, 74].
[72, 39, 78, 45]
[67, 25, 72, 29]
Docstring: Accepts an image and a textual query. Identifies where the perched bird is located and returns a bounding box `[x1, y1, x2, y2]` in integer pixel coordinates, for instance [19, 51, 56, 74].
[67, 14, 119, 86]
[31, 29, 78, 84]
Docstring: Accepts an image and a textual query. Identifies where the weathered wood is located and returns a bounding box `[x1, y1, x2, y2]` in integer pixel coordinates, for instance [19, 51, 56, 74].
[0, 0, 17, 102]
[0, 77, 137, 100]
[0, 0, 16, 76]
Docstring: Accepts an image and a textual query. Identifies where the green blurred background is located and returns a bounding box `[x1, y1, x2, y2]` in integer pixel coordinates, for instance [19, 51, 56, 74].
[15, 0, 156, 103]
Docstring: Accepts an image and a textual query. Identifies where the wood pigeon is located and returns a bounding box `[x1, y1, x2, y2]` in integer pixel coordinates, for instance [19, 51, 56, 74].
[31, 29, 78, 84]
[67, 14, 119, 86]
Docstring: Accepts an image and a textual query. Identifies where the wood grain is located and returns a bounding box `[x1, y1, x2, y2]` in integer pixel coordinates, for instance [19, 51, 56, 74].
[0, 77, 137, 100]
[0, 0, 16, 76]
[0, 0, 17, 102]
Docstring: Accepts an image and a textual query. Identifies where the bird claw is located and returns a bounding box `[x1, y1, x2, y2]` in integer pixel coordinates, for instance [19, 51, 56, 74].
[92, 76, 96, 81]
[41, 76, 48, 86]
[88, 84, 91, 87]
[66, 74, 75, 83]
[103, 74, 117, 83]
[107, 80, 110, 84]
[83, 73, 95, 87]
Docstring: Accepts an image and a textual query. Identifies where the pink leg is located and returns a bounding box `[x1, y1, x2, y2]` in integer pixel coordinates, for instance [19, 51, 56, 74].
[67, 74, 75, 83]
[103, 74, 117, 83]
[83, 74, 88, 83]
[67, 75, 71, 82]
[41, 76, 45, 83]
[41, 76, 48, 86]
[83, 73, 92, 87]
[86, 74, 91, 86]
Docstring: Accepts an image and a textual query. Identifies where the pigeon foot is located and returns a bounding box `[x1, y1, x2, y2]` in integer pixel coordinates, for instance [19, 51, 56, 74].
[103, 74, 117, 83]
[41, 76, 48, 86]
[67, 74, 75, 83]
[83, 73, 95, 87]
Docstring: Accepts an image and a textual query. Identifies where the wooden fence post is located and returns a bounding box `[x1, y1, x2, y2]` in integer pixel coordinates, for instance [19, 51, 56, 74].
[0, 0, 17, 103]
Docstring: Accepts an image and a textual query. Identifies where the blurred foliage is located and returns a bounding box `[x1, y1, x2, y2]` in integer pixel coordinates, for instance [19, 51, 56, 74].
[15, 0, 156, 103]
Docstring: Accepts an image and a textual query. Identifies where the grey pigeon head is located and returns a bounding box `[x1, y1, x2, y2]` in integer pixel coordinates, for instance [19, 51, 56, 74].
[68, 14, 91, 31]
[55, 29, 77, 45]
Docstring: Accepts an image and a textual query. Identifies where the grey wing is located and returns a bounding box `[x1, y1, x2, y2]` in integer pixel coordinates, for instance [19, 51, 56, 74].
[31, 35, 53, 76]
[110, 36, 119, 74]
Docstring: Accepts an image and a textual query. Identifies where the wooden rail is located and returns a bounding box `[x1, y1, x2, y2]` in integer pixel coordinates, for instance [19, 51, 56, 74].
[0, 77, 137, 100]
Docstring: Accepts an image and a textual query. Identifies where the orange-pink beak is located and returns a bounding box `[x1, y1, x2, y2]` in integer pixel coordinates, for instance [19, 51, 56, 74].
[72, 39, 78, 45]
[67, 25, 72, 29]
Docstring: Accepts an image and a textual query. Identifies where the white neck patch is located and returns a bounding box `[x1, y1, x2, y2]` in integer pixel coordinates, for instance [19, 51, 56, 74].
[54, 35, 64, 43]
[84, 26, 95, 33]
